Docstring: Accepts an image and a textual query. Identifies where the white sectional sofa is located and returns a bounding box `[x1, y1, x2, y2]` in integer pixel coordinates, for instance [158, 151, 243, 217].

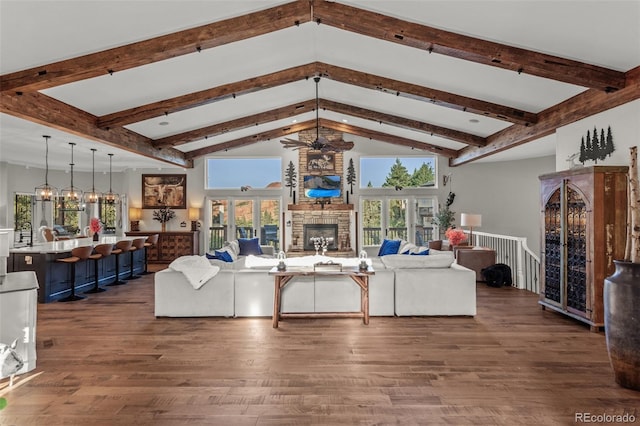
[154, 244, 476, 318]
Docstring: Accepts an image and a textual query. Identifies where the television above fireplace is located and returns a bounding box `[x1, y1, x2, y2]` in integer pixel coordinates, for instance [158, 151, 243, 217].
[303, 175, 341, 199]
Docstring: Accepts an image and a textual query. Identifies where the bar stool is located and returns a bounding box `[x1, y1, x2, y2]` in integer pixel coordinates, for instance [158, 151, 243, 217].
[140, 234, 159, 275]
[56, 245, 94, 302]
[108, 239, 132, 286]
[85, 243, 113, 293]
[126, 238, 146, 280]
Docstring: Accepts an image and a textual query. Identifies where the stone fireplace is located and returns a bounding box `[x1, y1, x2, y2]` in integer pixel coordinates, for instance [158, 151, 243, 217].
[303, 223, 339, 251]
[287, 129, 354, 255]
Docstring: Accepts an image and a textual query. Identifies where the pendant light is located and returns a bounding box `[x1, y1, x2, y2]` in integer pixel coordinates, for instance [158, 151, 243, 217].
[34, 135, 58, 202]
[60, 142, 84, 209]
[83, 148, 102, 204]
[103, 153, 120, 204]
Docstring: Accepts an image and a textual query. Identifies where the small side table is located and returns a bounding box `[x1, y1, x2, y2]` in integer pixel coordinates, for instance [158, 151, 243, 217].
[456, 248, 497, 281]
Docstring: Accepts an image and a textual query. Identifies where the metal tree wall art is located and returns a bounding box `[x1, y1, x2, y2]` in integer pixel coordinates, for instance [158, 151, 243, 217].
[579, 126, 615, 164]
[285, 161, 297, 197]
[347, 158, 356, 194]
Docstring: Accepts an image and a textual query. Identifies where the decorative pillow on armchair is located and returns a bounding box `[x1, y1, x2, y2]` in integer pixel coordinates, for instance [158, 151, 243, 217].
[238, 238, 263, 256]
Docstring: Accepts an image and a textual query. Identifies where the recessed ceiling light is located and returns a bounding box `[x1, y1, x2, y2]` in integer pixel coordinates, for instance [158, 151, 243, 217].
[159, 121, 169, 126]
[292, 119, 297, 123]
[469, 119, 480, 124]
[342, 119, 348, 123]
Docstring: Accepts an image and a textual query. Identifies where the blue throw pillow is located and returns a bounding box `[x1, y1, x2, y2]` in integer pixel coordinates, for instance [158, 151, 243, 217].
[205, 252, 217, 260]
[214, 249, 234, 262]
[238, 238, 263, 256]
[378, 239, 401, 256]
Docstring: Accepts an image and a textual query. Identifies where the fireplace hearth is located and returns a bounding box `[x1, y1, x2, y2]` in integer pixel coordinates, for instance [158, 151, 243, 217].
[303, 224, 339, 251]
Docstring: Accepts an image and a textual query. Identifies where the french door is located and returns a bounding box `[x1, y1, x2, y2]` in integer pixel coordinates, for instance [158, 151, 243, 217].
[206, 197, 281, 251]
[360, 196, 436, 248]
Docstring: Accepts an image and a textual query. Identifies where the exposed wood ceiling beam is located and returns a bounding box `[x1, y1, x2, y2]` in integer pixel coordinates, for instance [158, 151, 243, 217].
[153, 100, 318, 148]
[450, 66, 640, 166]
[0, 91, 191, 168]
[99, 64, 317, 129]
[2, 0, 624, 96]
[318, 99, 485, 147]
[318, 63, 537, 126]
[313, 0, 626, 92]
[184, 120, 318, 158]
[155, 97, 483, 149]
[318, 119, 459, 158]
[0, 1, 310, 93]
[183, 117, 460, 159]
[97, 61, 535, 130]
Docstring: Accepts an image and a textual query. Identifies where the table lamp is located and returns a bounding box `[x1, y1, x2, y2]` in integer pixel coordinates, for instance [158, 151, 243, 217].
[460, 213, 482, 248]
[189, 208, 200, 231]
[129, 207, 142, 232]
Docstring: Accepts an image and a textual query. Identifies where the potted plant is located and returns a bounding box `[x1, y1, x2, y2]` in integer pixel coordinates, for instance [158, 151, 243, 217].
[604, 146, 640, 391]
[153, 206, 176, 232]
[432, 192, 456, 238]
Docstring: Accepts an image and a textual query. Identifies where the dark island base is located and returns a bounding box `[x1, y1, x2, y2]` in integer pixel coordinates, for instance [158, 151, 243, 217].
[8, 249, 145, 303]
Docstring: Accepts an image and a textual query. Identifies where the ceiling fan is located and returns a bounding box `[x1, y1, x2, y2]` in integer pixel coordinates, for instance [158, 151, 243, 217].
[280, 76, 354, 152]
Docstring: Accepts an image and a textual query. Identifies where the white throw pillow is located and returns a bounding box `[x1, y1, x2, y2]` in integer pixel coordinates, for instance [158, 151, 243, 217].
[223, 240, 240, 260]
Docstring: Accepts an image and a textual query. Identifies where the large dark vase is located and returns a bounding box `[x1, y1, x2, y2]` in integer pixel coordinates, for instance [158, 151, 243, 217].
[604, 260, 640, 391]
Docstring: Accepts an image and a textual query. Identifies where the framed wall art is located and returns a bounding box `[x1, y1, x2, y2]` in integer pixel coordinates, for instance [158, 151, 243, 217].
[307, 153, 335, 171]
[142, 174, 186, 209]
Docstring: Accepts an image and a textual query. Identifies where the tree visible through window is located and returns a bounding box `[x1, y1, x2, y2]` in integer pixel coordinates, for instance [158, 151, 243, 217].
[361, 157, 436, 188]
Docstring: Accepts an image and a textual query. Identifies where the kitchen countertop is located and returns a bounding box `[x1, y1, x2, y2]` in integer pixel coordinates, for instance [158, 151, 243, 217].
[9, 235, 144, 254]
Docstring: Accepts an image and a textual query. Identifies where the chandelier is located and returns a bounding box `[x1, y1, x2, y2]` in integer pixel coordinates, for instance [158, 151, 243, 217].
[60, 142, 84, 210]
[34, 135, 58, 202]
[83, 148, 102, 204]
[103, 153, 120, 204]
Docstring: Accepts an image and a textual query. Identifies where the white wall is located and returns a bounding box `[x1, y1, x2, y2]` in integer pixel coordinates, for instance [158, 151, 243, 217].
[556, 99, 640, 171]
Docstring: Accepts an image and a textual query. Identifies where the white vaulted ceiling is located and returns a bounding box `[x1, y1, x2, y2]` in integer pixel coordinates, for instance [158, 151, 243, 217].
[1, 0, 639, 172]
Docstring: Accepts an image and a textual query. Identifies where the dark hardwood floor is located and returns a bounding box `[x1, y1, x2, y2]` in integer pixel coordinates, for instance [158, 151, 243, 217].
[1, 267, 638, 425]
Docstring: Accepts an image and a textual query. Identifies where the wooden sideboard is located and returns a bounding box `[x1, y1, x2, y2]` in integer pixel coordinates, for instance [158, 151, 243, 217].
[126, 231, 199, 263]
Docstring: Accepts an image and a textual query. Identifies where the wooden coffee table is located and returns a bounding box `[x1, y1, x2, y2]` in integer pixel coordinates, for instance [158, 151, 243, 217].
[268, 265, 374, 328]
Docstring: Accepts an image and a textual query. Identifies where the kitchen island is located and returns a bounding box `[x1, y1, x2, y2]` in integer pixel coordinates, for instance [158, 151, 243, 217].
[8, 236, 145, 303]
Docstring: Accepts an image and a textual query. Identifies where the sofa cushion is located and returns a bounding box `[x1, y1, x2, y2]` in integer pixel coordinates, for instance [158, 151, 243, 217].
[378, 239, 401, 256]
[380, 252, 454, 269]
[238, 238, 263, 256]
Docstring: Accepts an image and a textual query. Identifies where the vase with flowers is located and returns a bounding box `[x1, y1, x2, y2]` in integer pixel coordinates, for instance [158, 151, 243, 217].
[89, 217, 103, 241]
[153, 206, 176, 232]
[445, 227, 466, 247]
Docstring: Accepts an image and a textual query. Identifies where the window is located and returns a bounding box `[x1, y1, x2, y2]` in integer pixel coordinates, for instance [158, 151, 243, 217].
[206, 158, 282, 189]
[14, 193, 33, 245]
[54, 199, 81, 234]
[100, 200, 117, 234]
[360, 156, 436, 188]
